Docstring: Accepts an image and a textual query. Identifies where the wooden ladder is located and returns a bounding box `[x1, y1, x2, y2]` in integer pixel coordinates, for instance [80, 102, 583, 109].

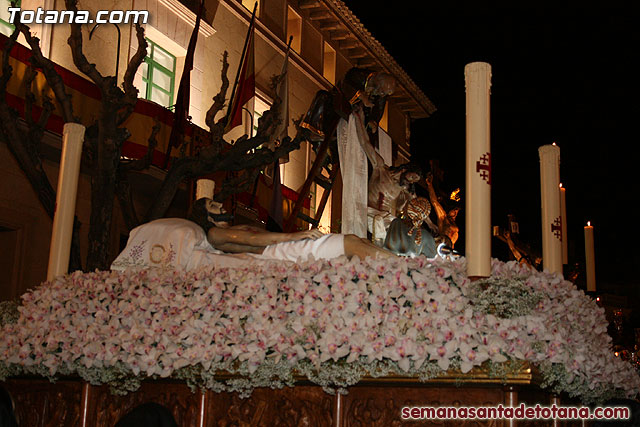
[284, 135, 340, 231]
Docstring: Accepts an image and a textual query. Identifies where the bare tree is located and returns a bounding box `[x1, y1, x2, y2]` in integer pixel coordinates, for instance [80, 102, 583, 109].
[145, 64, 301, 220]
[0, 1, 302, 272]
[0, 25, 85, 269]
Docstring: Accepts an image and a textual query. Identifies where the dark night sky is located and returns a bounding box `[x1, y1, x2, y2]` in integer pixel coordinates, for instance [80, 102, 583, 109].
[348, 2, 640, 294]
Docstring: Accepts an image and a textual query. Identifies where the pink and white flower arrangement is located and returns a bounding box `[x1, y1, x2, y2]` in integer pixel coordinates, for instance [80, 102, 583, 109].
[0, 256, 637, 403]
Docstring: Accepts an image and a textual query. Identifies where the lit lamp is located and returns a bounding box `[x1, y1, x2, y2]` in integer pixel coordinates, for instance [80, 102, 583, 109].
[538, 144, 562, 274]
[584, 221, 596, 292]
[465, 62, 492, 278]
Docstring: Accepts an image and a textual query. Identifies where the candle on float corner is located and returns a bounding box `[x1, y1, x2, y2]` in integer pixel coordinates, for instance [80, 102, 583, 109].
[560, 183, 568, 265]
[538, 143, 563, 274]
[47, 123, 86, 281]
[196, 179, 215, 200]
[465, 62, 492, 278]
[584, 221, 596, 292]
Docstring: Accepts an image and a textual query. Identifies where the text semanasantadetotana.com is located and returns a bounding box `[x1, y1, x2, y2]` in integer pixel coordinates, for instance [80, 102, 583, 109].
[401, 403, 630, 421]
[8, 7, 148, 25]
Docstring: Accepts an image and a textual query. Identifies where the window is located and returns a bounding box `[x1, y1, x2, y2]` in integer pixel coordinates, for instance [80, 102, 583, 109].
[323, 41, 336, 85]
[287, 7, 302, 53]
[0, 0, 19, 37]
[141, 39, 176, 109]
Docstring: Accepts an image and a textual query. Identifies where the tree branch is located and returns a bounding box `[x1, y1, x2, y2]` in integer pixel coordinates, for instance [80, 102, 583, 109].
[0, 28, 56, 218]
[115, 120, 160, 230]
[118, 23, 147, 125]
[145, 129, 303, 221]
[0, 27, 18, 91]
[115, 173, 140, 230]
[64, 0, 105, 87]
[16, 24, 77, 123]
[145, 43, 300, 221]
[119, 119, 160, 173]
[23, 66, 54, 153]
[205, 51, 230, 143]
[23, 66, 37, 128]
[36, 96, 54, 130]
[214, 168, 260, 202]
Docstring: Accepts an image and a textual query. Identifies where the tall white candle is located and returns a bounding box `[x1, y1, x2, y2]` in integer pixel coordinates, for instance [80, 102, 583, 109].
[560, 184, 568, 265]
[465, 62, 492, 278]
[538, 144, 562, 274]
[47, 123, 86, 281]
[584, 221, 596, 292]
[196, 179, 215, 200]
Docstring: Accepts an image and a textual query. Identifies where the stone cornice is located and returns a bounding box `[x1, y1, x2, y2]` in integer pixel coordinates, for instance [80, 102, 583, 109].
[160, 0, 216, 37]
[311, 0, 437, 119]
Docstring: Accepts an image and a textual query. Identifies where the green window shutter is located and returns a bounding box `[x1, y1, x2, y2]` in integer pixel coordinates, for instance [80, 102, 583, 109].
[142, 39, 176, 109]
[0, 0, 21, 36]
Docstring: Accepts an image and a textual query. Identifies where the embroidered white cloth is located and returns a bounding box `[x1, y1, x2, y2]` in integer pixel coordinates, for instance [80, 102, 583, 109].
[337, 114, 368, 238]
[111, 218, 250, 271]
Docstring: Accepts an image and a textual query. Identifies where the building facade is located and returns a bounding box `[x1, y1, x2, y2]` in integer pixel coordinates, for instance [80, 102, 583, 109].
[0, 0, 435, 300]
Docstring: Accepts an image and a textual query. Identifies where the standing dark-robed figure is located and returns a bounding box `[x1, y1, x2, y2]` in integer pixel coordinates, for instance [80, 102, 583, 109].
[299, 67, 396, 150]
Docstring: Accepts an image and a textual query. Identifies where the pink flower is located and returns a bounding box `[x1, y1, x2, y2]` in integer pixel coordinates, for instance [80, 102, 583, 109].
[429, 341, 457, 371]
[0, 257, 636, 402]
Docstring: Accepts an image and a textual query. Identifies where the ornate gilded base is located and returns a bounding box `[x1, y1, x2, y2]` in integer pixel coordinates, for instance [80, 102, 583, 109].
[3, 366, 585, 426]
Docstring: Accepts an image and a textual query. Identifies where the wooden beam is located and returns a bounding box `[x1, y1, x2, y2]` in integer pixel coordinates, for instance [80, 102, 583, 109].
[394, 100, 419, 112]
[390, 91, 410, 100]
[329, 30, 350, 40]
[338, 39, 359, 49]
[320, 21, 342, 31]
[346, 48, 367, 59]
[397, 106, 415, 114]
[309, 10, 333, 20]
[392, 86, 414, 97]
[299, 0, 322, 9]
[357, 58, 377, 67]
